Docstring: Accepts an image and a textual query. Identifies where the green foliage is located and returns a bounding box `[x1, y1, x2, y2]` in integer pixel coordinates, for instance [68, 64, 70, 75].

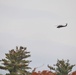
[48, 59, 75, 75]
[0, 46, 31, 75]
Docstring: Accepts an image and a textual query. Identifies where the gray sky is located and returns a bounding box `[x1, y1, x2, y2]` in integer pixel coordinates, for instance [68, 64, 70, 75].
[0, 0, 76, 74]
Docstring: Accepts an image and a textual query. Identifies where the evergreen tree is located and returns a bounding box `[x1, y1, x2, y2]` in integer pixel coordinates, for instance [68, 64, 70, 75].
[48, 59, 75, 75]
[0, 46, 31, 75]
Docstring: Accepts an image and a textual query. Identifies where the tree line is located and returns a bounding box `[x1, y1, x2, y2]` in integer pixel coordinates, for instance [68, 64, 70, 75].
[0, 46, 75, 75]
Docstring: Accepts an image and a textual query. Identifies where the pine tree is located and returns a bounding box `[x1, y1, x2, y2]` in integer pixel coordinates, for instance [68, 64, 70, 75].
[48, 59, 75, 75]
[0, 46, 31, 75]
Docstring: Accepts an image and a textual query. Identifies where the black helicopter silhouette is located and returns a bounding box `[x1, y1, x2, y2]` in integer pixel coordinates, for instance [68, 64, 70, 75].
[57, 23, 68, 28]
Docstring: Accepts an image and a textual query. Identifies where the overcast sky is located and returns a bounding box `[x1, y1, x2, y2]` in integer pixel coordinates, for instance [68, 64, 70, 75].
[0, 0, 76, 74]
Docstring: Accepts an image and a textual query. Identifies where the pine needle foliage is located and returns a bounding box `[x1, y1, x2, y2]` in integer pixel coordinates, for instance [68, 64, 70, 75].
[48, 59, 75, 75]
[0, 46, 31, 75]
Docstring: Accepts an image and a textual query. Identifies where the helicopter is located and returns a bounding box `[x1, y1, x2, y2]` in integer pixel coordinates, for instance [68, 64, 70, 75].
[57, 23, 68, 28]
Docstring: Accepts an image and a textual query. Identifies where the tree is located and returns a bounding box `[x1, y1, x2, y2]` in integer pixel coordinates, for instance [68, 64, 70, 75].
[0, 46, 31, 75]
[48, 59, 75, 75]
